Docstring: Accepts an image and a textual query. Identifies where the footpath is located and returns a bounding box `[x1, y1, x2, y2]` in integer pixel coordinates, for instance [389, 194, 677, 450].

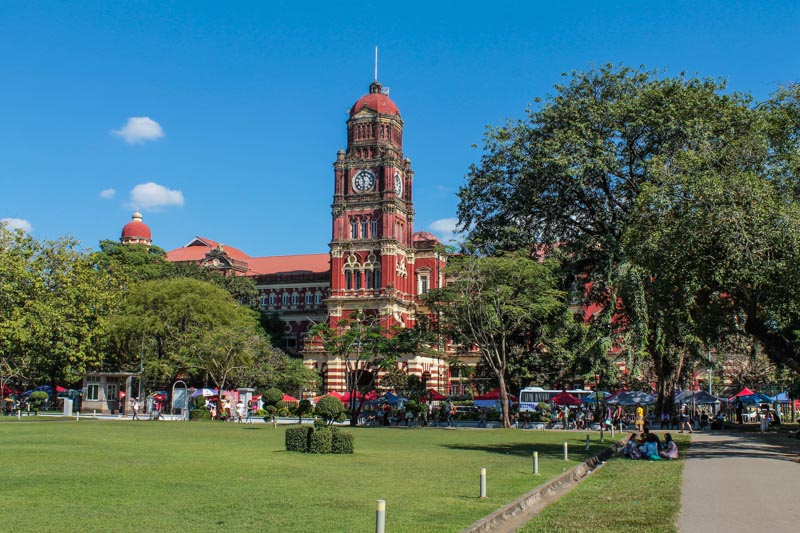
[680, 429, 800, 532]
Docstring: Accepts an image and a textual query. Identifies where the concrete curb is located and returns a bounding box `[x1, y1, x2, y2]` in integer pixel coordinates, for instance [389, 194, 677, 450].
[460, 436, 630, 533]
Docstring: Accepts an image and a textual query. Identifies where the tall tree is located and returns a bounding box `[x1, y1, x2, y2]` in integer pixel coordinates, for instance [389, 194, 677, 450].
[427, 253, 566, 427]
[457, 64, 762, 407]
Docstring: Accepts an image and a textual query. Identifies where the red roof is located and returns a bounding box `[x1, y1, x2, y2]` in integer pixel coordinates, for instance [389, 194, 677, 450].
[247, 254, 330, 275]
[413, 231, 440, 243]
[165, 237, 250, 262]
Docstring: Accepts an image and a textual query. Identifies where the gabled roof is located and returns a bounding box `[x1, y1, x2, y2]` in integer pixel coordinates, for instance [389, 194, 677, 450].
[165, 236, 250, 262]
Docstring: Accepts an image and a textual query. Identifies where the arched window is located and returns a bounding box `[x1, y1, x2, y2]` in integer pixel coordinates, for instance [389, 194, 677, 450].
[314, 292, 322, 304]
[282, 292, 289, 306]
[259, 295, 266, 308]
[350, 219, 358, 239]
[291, 293, 299, 305]
[269, 293, 276, 306]
[304, 292, 312, 305]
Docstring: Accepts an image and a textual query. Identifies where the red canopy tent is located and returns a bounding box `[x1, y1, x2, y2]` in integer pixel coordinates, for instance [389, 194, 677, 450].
[340, 391, 363, 403]
[730, 387, 756, 400]
[474, 388, 518, 401]
[551, 390, 583, 406]
[364, 390, 380, 401]
[424, 389, 447, 401]
[281, 394, 298, 403]
[325, 391, 345, 400]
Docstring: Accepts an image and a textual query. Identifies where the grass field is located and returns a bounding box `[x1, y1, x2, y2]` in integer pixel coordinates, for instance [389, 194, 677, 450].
[0, 418, 614, 532]
[520, 434, 689, 533]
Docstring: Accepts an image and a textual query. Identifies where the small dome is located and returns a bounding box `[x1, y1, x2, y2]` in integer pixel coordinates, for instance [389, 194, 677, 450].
[121, 212, 151, 240]
[349, 81, 400, 117]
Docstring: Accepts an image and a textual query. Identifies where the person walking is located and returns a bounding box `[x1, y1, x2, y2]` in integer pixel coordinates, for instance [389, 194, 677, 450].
[131, 397, 140, 421]
[635, 405, 644, 432]
[679, 403, 694, 433]
[445, 399, 456, 428]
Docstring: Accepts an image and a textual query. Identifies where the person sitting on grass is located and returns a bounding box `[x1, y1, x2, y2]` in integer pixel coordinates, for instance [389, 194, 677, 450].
[639, 433, 660, 460]
[623, 433, 638, 458]
[659, 433, 679, 460]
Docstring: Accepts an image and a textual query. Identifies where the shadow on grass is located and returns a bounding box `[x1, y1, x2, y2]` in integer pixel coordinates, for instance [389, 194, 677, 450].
[441, 441, 610, 460]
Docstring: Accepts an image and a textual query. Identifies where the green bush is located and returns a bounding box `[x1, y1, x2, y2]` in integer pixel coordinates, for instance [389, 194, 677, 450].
[313, 418, 328, 430]
[285, 427, 311, 452]
[190, 407, 211, 420]
[309, 428, 332, 454]
[263, 388, 283, 406]
[315, 396, 344, 424]
[256, 409, 267, 416]
[191, 396, 206, 409]
[331, 430, 355, 454]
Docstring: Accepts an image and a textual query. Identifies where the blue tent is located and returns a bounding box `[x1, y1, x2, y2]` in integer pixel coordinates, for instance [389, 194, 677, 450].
[737, 393, 772, 405]
[383, 392, 407, 406]
[770, 391, 792, 403]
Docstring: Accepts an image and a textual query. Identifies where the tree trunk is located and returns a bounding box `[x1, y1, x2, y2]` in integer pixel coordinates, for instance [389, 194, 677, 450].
[497, 371, 512, 428]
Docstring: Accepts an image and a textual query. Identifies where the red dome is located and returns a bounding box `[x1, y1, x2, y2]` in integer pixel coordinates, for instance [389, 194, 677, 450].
[121, 212, 151, 240]
[349, 81, 400, 117]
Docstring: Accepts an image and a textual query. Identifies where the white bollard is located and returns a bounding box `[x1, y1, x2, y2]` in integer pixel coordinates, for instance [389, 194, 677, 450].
[375, 499, 386, 533]
[611, 426, 615, 439]
[585, 434, 591, 450]
[17, 409, 21, 420]
[76, 412, 80, 421]
[480, 468, 487, 498]
[93, 410, 97, 419]
[564, 442, 569, 461]
[533, 451, 539, 475]
[600, 427, 605, 443]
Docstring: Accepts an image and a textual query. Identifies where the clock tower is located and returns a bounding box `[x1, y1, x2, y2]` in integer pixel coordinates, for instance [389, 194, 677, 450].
[328, 80, 416, 329]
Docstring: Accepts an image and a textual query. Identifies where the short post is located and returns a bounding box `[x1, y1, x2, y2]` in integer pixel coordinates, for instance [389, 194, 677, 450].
[480, 468, 487, 498]
[563, 442, 569, 461]
[600, 427, 605, 443]
[611, 426, 615, 439]
[76, 412, 80, 421]
[17, 409, 21, 420]
[375, 499, 386, 533]
[93, 410, 97, 419]
[533, 451, 539, 475]
[585, 434, 590, 451]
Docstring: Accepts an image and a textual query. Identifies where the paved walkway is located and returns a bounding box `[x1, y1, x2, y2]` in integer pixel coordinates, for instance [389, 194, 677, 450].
[680, 429, 800, 532]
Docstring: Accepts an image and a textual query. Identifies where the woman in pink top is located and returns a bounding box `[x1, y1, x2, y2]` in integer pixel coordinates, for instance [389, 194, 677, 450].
[659, 433, 679, 459]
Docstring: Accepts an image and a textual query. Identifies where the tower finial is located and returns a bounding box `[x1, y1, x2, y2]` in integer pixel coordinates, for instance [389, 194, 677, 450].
[374, 46, 378, 82]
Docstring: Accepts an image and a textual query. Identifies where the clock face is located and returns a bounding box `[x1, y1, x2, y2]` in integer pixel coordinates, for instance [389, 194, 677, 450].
[394, 172, 403, 196]
[353, 169, 376, 192]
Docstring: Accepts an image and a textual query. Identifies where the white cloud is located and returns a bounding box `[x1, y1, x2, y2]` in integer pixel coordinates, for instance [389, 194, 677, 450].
[112, 117, 165, 144]
[429, 217, 461, 244]
[99, 188, 116, 199]
[1, 217, 33, 233]
[129, 182, 184, 211]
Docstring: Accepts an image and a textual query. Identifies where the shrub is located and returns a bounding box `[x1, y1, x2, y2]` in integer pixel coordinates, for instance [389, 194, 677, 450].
[298, 399, 312, 420]
[285, 427, 311, 452]
[309, 428, 333, 454]
[191, 396, 206, 409]
[315, 396, 344, 424]
[256, 409, 267, 417]
[263, 388, 283, 406]
[190, 407, 211, 420]
[313, 418, 328, 430]
[331, 431, 355, 454]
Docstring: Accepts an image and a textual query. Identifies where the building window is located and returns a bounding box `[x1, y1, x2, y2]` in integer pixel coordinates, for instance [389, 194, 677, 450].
[374, 269, 381, 289]
[361, 219, 368, 238]
[355, 270, 362, 290]
[419, 275, 429, 294]
[345, 270, 353, 290]
[269, 293, 276, 306]
[87, 384, 99, 401]
[282, 293, 289, 306]
[291, 293, 298, 305]
[370, 219, 378, 237]
[107, 384, 118, 403]
[285, 338, 297, 349]
[315, 292, 322, 304]
[305, 292, 312, 305]
[259, 295, 266, 308]
[350, 219, 358, 239]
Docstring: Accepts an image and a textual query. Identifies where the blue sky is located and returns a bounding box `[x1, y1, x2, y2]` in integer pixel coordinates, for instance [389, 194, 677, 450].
[1, 1, 798, 256]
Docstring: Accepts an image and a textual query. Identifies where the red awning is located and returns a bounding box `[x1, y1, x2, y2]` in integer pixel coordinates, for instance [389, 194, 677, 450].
[730, 387, 756, 400]
[551, 390, 583, 406]
[474, 388, 518, 401]
[425, 389, 447, 401]
[282, 394, 298, 403]
[340, 391, 363, 402]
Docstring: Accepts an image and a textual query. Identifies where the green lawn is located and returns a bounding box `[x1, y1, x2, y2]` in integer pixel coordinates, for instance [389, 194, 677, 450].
[0, 418, 612, 532]
[520, 434, 689, 533]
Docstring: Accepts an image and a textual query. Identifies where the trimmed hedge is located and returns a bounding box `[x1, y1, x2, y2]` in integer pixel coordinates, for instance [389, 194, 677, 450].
[285, 427, 311, 452]
[284, 426, 354, 454]
[331, 430, 354, 454]
[190, 407, 212, 420]
[309, 428, 333, 454]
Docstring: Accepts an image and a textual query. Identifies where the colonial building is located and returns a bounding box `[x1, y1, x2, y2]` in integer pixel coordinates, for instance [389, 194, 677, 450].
[123, 80, 451, 393]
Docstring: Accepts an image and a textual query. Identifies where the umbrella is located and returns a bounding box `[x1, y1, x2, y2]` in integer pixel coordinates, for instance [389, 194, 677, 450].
[737, 393, 772, 405]
[583, 391, 611, 403]
[551, 390, 583, 406]
[190, 388, 217, 398]
[674, 390, 719, 405]
[607, 391, 656, 406]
